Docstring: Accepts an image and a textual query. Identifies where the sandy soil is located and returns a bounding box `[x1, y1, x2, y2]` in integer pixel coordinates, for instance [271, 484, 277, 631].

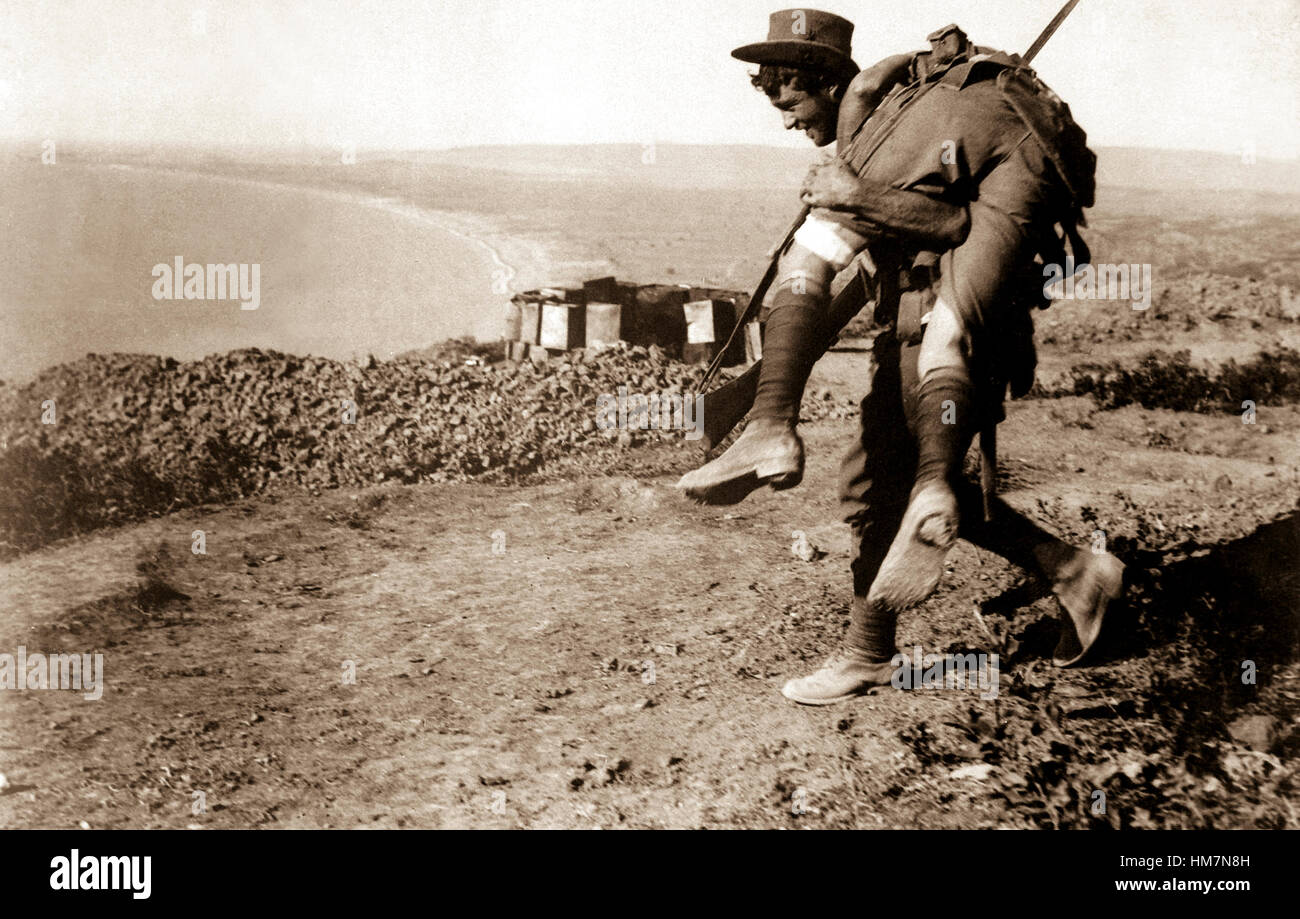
[2, 348, 1296, 829]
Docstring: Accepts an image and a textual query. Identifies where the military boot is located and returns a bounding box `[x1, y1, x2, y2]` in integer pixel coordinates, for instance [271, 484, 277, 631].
[781, 649, 897, 705]
[676, 418, 803, 505]
[868, 481, 959, 611]
[1051, 548, 1125, 666]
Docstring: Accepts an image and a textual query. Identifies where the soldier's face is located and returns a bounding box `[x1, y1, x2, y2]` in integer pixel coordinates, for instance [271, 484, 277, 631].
[769, 82, 838, 147]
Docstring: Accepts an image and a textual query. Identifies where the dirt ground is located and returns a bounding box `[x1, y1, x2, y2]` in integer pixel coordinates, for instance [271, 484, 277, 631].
[2, 347, 1297, 829]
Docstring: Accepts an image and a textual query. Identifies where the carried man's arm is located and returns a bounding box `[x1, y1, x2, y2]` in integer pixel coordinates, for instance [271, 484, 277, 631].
[801, 159, 969, 249]
[808, 49, 969, 251]
[835, 53, 914, 140]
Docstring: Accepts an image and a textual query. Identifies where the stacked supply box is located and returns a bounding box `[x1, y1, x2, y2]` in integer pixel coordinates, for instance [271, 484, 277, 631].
[509, 288, 571, 344]
[503, 276, 750, 365]
[682, 298, 736, 364]
[744, 321, 763, 364]
[582, 276, 637, 350]
[630, 284, 690, 356]
[585, 301, 624, 350]
[540, 301, 586, 350]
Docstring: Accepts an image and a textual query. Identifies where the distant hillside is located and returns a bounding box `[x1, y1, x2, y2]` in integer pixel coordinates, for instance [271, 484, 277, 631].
[1096, 146, 1300, 194]
[421, 143, 1300, 196]
[17, 139, 1297, 197]
[411, 143, 816, 189]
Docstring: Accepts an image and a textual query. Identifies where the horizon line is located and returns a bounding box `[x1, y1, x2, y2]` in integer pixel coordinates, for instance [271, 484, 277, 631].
[0, 138, 1297, 165]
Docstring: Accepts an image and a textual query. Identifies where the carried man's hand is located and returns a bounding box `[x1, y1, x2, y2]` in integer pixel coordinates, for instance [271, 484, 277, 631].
[800, 157, 864, 211]
[802, 159, 971, 250]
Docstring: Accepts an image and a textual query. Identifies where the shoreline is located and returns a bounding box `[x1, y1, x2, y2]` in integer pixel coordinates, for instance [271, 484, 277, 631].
[1, 160, 582, 383]
[90, 160, 563, 302]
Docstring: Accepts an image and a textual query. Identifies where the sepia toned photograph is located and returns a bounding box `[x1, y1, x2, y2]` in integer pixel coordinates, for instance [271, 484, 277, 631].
[0, 0, 1297, 865]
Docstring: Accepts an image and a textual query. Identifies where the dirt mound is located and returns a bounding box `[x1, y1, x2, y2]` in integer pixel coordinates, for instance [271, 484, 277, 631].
[0, 345, 855, 557]
[1036, 272, 1298, 351]
[1044, 346, 1300, 412]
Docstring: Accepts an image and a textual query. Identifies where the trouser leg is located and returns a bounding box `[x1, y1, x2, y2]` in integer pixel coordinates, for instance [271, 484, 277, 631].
[780, 335, 914, 703]
[840, 335, 915, 661]
[956, 482, 1125, 666]
[677, 215, 870, 504]
[957, 484, 1073, 579]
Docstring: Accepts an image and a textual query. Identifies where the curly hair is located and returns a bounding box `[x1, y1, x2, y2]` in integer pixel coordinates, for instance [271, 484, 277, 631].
[750, 64, 847, 99]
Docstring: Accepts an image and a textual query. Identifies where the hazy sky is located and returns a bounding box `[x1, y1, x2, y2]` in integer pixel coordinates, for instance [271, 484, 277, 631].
[2, 0, 1297, 158]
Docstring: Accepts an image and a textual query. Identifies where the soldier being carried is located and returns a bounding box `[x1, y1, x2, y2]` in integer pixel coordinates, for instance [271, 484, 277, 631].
[677, 9, 1126, 704]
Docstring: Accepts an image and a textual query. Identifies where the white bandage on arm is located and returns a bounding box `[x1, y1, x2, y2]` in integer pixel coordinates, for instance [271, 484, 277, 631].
[792, 214, 866, 272]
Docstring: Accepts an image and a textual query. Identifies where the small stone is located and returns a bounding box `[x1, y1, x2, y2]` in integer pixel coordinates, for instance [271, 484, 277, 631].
[948, 763, 995, 781]
[1227, 714, 1278, 752]
[791, 538, 825, 562]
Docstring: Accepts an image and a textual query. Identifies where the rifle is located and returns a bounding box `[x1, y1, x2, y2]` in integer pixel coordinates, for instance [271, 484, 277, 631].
[699, 204, 809, 390]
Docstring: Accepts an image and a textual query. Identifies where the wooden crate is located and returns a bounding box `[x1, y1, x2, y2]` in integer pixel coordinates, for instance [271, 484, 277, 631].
[614, 281, 639, 306]
[506, 340, 531, 362]
[630, 284, 690, 354]
[687, 286, 743, 302]
[682, 298, 738, 364]
[585, 301, 623, 349]
[582, 278, 638, 307]
[516, 299, 543, 344]
[582, 276, 619, 304]
[540, 302, 586, 351]
[503, 299, 524, 341]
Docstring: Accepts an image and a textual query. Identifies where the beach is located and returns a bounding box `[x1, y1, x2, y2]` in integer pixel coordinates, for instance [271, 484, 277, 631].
[0, 159, 559, 383]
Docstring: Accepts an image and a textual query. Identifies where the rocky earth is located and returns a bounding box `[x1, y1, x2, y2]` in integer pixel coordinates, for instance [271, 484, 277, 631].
[0, 378, 1295, 830]
[0, 343, 856, 558]
[1, 267, 1297, 830]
